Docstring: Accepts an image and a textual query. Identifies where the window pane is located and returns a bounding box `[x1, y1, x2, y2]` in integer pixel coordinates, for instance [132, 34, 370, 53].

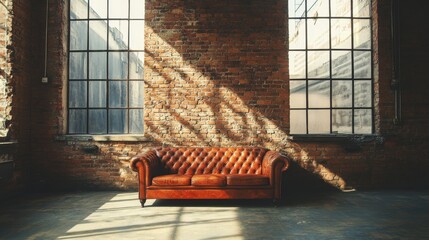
[332, 109, 352, 133]
[307, 0, 329, 18]
[353, 0, 370, 18]
[109, 109, 127, 133]
[70, 21, 87, 50]
[287, 0, 372, 135]
[129, 109, 144, 133]
[69, 0, 144, 135]
[288, 0, 305, 18]
[331, 19, 351, 49]
[290, 81, 306, 108]
[308, 51, 330, 78]
[89, 52, 107, 79]
[89, 81, 106, 107]
[89, 0, 107, 19]
[289, 51, 306, 79]
[308, 80, 330, 108]
[289, 19, 305, 50]
[290, 110, 306, 134]
[308, 19, 329, 49]
[69, 81, 87, 108]
[331, 0, 351, 17]
[109, 81, 127, 108]
[130, 0, 145, 19]
[109, 0, 128, 18]
[108, 52, 128, 79]
[354, 81, 372, 107]
[129, 52, 144, 79]
[69, 52, 87, 79]
[69, 109, 87, 133]
[332, 81, 352, 108]
[129, 81, 144, 107]
[354, 51, 371, 78]
[130, 21, 145, 50]
[88, 109, 107, 134]
[332, 51, 352, 78]
[70, 0, 88, 19]
[89, 20, 107, 50]
[354, 19, 371, 49]
[109, 20, 128, 50]
[354, 109, 372, 134]
[308, 110, 330, 134]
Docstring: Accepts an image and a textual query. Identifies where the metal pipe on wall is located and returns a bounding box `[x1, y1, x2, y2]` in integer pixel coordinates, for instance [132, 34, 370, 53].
[391, 0, 401, 125]
[42, 0, 49, 83]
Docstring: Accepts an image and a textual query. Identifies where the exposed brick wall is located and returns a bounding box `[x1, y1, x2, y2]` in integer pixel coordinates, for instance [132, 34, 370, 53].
[0, 0, 33, 195]
[0, 0, 11, 139]
[6, 0, 428, 192]
[374, 0, 429, 188]
[144, 0, 289, 147]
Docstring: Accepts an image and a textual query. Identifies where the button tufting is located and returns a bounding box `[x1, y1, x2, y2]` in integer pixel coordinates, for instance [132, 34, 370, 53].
[155, 147, 267, 175]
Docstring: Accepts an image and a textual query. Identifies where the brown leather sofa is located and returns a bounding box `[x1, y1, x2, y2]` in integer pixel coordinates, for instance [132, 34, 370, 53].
[130, 147, 289, 207]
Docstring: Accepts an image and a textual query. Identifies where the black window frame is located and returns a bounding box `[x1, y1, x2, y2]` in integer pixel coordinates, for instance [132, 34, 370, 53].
[67, 0, 145, 135]
[288, 0, 374, 135]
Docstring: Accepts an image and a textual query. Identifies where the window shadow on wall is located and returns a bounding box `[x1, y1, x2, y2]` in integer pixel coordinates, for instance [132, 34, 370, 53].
[143, 0, 348, 192]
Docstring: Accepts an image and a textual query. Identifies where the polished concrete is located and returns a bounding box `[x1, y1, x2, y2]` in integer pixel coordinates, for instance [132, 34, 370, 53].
[0, 190, 428, 240]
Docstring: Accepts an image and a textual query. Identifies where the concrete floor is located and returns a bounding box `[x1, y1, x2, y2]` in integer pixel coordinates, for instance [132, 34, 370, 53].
[0, 191, 428, 240]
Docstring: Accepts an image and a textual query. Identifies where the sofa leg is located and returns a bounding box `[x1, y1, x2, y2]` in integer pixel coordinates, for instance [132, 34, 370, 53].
[140, 199, 146, 208]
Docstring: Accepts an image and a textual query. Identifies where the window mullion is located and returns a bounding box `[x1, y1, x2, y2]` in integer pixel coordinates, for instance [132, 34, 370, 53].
[106, 0, 110, 134]
[86, 0, 90, 134]
[127, 0, 131, 134]
[304, 0, 309, 134]
[351, 1, 355, 134]
[328, 0, 333, 134]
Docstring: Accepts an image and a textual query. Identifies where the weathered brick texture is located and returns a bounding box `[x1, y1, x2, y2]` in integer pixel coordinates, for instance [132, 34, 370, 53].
[3, 0, 428, 192]
[0, 1, 11, 138]
[0, 0, 33, 194]
[144, 0, 289, 147]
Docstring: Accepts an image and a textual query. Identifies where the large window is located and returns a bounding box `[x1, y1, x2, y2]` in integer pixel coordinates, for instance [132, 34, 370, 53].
[68, 0, 145, 134]
[288, 0, 373, 134]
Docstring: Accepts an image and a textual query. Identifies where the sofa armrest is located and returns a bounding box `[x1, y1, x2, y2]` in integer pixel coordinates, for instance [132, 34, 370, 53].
[130, 149, 160, 187]
[262, 150, 289, 183]
[130, 150, 159, 171]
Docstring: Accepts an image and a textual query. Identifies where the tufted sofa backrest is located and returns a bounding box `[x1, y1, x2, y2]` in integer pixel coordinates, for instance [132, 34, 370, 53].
[155, 147, 267, 175]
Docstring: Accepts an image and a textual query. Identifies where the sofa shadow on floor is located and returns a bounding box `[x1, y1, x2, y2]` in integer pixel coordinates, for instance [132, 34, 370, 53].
[281, 160, 340, 206]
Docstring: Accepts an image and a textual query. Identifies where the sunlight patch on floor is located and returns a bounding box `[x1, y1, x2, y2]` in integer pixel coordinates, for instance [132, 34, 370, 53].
[58, 193, 243, 240]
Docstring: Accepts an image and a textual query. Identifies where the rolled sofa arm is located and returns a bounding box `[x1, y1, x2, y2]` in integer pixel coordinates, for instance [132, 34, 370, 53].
[130, 149, 160, 187]
[130, 150, 159, 171]
[262, 150, 289, 183]
[262, 150, 289, 202]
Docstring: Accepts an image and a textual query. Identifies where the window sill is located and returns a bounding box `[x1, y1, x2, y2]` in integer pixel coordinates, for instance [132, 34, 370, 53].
[0, 141, 18, 152]
[55, 134, 152, 142]
[288, 134, 384, 152]
[288, 134, 382, 143]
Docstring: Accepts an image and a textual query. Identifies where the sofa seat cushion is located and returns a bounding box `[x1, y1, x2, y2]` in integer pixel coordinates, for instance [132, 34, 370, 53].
[226, 174, 269, 186]
[191, 174, 226, 186]
[152, 174, 192, 186]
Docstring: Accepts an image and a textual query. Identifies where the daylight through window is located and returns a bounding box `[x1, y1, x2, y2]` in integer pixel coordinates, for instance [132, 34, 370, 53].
[68, 0, 145, 134]
[288, 0, 373, 134]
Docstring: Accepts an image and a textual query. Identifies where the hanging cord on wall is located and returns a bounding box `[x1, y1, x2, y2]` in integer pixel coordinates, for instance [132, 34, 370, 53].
[391, 0, 401, 125]
[42, 0, 49, 83]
